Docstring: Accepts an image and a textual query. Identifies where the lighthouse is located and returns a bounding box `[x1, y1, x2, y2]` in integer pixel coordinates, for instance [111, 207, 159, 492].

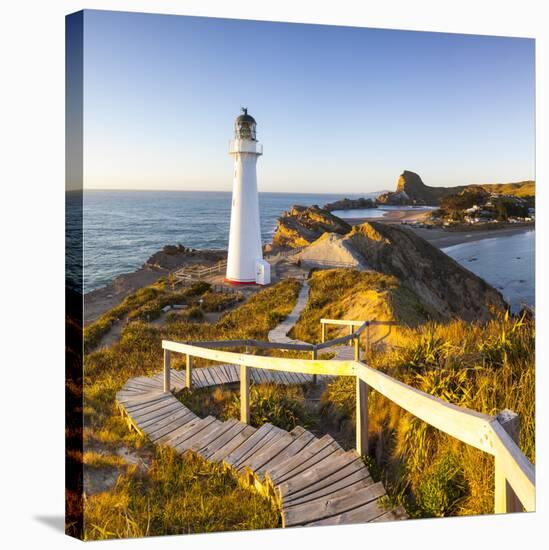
[225, 108, 271, 285]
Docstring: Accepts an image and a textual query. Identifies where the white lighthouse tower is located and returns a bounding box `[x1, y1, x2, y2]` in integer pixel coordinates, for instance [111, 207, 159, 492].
[225, 108, 271, 285]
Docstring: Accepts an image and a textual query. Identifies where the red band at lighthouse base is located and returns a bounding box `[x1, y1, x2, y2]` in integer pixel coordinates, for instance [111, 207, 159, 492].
[223, 278, 258, 286]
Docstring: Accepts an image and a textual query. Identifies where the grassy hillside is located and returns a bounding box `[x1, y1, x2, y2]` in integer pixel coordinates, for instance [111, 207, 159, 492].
[296, 270, 534, 518]
[478, 180, 535, 198]
[75, 268, 534, 535]
[324, 314, 534, 517]
[289, 269, 436, 346]
[77, 278, 301, 540]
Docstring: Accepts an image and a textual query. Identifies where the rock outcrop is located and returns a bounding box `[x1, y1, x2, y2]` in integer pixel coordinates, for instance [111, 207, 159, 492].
[272, 205, 351, 249]
[377, 171, 535, 206]
[377, 170, 469, 205]
[297, 232, 368, 269]
[145, 245, 226, 270]
[323, 197, 378, 211]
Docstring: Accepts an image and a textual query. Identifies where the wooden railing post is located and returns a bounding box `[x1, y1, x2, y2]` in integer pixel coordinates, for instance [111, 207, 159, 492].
[348, 324, 354, 346]
[365, 322, 370, 354]
[494, 409, 522, 513]
[321, 322, 326, 344]
[311, 347, 317, 385]
[163, 349, 171, 393]
[185, 354, 192, 389]
[356, 375, 369, 456]
[354, 337, 360, 361]
[240, 364, 250, 424]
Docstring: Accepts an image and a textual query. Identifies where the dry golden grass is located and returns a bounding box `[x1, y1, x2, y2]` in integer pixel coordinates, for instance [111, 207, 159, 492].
[323, 311, 534, 518]
[80, 278, 301, 539]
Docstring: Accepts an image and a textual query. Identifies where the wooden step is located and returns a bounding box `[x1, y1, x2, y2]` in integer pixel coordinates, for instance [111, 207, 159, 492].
[148, 409, 197, 443]
[224, 424, 282, 468]
[176, 419, 225, 452]
[238, 431, 296, 474]
[279, 450, 364, 500]
[267, 435, 343, 485]
[284, 465, 374, 508]
[199, 422, 253, 460]
[255, 428, 316, 478]
[170, 416, 218, 451]
[188, 419, 240, 453]
[283, 481, 387, 527]
[208, 425, 258, 463]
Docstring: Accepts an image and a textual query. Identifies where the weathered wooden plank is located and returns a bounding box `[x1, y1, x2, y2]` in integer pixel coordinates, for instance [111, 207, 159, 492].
[268, 436, 342, 485]
[200, 422, 251, 460]
[274, 446, 345, 488]
[284, 468, 373, 508]
[189, 419, 240, 453]
[280, 451, 362, 499]
[171, 416, 218, 450]
[148, 410, 197, 442]
[208, 425, 258, 463]
[191, 368, 207, 388]
[125, 395, 179, 416]
[138, 404, 189, 431]
[132, 401, 183, 426]
[256, 429, 316, 477]
[232, 428, 288, 470]
[220, 364, 234, 383]
[207, 367, 222, 386]
[225, 423, 275, 466]
[302, 490, 387, 526]
[201, 368, 216, 387]
[283, 481, 386, 527]
[240, 432, 295, 473]
[177, 419, 225, 452]
[119, 393, 169, 410]
[144, 409, 195, 440]
[156, 417, 203, 445]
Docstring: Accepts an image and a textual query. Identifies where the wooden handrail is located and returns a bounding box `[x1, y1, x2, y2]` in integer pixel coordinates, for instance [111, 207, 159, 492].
[488, 419, 535, 512]
[161, 318, 535, 514]
[162, 340, 356, 377]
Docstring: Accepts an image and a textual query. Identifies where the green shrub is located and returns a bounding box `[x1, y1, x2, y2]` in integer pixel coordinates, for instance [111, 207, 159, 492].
[226, 384, 314, 431]
[416, 453, 466, 517]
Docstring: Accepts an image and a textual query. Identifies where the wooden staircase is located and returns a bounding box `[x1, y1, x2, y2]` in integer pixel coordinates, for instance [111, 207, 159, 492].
[117, 365, 405, 527]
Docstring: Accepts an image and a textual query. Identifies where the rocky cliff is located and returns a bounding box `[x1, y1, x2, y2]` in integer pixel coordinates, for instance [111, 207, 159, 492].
[344, 221, 506, 321]
[377, 170, 535, 206]
[377, 170, 468, 205]
[271, 205, 351, 248]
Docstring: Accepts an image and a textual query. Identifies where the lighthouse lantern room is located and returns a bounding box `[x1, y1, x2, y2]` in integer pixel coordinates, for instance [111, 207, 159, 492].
[225, 109, 271, 285]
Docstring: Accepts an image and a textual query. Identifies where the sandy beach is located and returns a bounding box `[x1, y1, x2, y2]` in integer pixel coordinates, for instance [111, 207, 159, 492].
[341, 209, 535, 249]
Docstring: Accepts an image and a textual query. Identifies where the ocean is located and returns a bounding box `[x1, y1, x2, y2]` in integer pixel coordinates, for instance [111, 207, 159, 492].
[82, 190, 371, 293]
[442, 230, 535, 313]
[79, 191, 535, 312]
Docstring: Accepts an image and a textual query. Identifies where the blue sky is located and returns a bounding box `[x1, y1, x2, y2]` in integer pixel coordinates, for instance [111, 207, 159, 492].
[81, 10, 535, 193]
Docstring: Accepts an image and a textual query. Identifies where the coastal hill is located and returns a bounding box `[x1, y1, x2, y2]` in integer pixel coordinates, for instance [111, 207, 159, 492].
[377, 170, 535, 206]
[298, 220, 505, 323]
[272, 205, 506, 323]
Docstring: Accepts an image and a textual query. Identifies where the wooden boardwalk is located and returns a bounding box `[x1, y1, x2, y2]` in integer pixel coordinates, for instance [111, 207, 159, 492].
[117, 281, 405, 527]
